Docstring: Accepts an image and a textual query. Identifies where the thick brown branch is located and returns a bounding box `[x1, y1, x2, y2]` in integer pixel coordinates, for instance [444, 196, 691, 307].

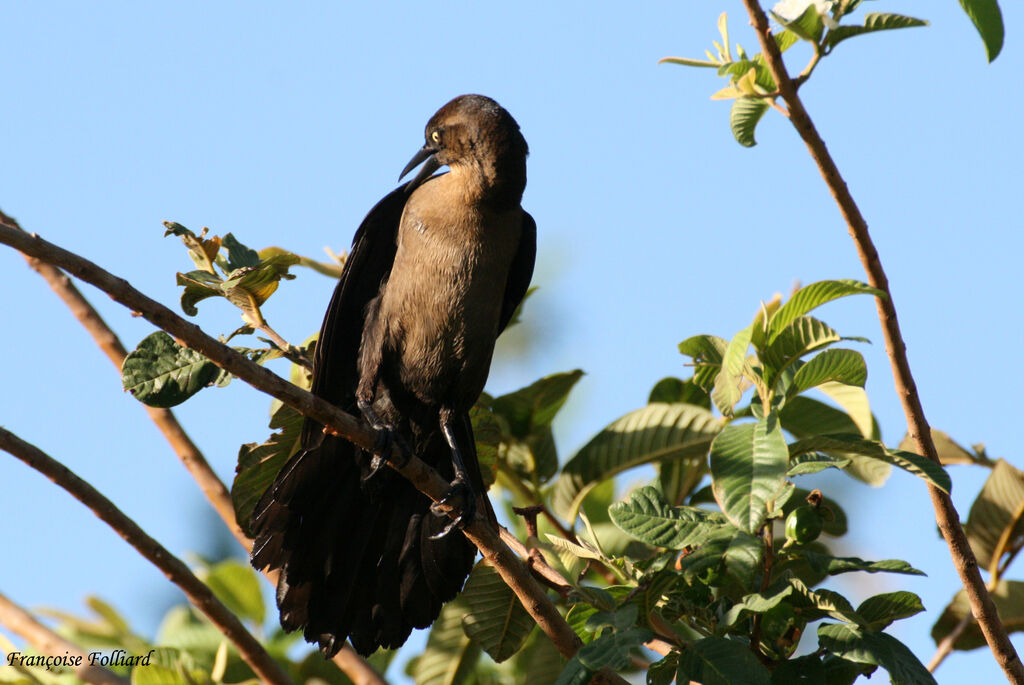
[1, 211, 386, 685]
[0, 220, 584, 662]
[0, 428, 293, 685]
[737, 3, 1023, 681]
[0, 591, 128, 685]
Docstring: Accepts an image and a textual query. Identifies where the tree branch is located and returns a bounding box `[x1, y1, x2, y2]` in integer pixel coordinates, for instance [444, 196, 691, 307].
[737, 3, 1023, 682]
[0, 591, 128, 685]
[1, 211, 387, 685]
[0, 220, 585, 663]
[0, 428, 293, 685]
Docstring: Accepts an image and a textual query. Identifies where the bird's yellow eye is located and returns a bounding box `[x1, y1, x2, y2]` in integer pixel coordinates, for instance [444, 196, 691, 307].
[431, 130, 441, 143]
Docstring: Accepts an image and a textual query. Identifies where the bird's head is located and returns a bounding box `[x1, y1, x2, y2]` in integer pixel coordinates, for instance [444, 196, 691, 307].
[399, 94, 528, 200]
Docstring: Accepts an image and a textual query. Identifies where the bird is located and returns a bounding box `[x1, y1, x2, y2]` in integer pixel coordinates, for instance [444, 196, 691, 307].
[248, 94, 535, 657]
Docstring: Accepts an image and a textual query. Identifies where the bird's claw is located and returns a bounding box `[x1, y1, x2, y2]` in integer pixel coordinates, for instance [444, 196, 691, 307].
[429, 478, 476, 539]
[362, 427, 412, 482]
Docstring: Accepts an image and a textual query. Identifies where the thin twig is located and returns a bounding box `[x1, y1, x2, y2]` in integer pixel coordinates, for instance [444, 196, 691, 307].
[0, 221, 585, 663]
[0, 428, 293, 685]
[737, 3, 1024, 682]
[0, 591, 128, 685]
[2, 211, 386, 685]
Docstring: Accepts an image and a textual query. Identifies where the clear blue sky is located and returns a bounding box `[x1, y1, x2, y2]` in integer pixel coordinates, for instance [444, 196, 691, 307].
[1, 2, 1020, 683]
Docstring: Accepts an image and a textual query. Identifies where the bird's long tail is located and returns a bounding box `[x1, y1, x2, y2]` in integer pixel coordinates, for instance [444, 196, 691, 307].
[249, 419, 489, 656]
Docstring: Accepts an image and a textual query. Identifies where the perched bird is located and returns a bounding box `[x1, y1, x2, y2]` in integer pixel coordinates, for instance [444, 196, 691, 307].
[249, 94, 535, 657]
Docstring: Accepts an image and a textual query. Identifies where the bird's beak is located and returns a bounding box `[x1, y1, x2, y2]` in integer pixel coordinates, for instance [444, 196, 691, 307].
[399, 145, 442, 192]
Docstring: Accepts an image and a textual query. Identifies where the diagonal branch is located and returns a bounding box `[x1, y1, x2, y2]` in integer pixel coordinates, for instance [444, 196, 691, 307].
[1, 211, 385, 685]
[0, 220, 587, 664]
[0, 591, 128, 685]
[0, 428, 293, 685]
[737, 2, 1024, 682]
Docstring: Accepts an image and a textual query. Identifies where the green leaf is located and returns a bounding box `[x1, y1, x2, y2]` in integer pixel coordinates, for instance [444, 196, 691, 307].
[676, 637, 771, 685]
[819, 623, 937, 685]
[659, 453, 709, 507]
[898, 429, 990, 467]
[767, 280, 883, 343]
[512, 628, 564, 684]
[461, 562, 534, 663]
[771, 3, 825, 43]
[817, 382, 875, 439]
[790, 349, 867, 394]
[771, 654, 826, 684]
[609, 486, 727, 549]
[825, 13, 929, 52]
[555, 629, 650, 685]
[760, 316, 842, 384]
[965, 459, 1024, 570]
[648, 376, 711, 409]
[788, 452, 851, 476]
[658, 56, 721, 68]
[710, 416, 788, 533]
[551, 403, 722, 522]
[679, 334, 728, 390]
[788, 434, 950, 494]
[957, 0, 1004, 61]
[797, 551, 925, 577]
[122, 331, 223, 407]
[407, 597, 481, 685]
[787, 579, 865, 626]
[231, 403, 303, 536]
[491, 370, 583, 436]
[220, 233, 261, 270]
[856, 591, 925, 631]
[197, 560, 265, 626]
[712, 323, 755, 415]
[730, 97, 770, 148]
[932, 580, 1024, 651]
[721, 585, 796, 629]
[648, 651, 679, 685]
[176, 270, 224, 316]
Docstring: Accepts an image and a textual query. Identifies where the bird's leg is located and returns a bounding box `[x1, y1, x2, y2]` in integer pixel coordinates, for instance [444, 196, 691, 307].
[429, 408, 478, 538]
[357, 398, 412, 476]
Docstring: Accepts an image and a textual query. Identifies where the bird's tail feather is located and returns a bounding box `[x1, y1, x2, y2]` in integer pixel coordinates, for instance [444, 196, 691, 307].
[249, 427, 482, 656]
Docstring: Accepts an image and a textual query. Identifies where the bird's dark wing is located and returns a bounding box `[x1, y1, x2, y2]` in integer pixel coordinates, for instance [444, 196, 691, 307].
[302, 185, 409, 445]
[496, 211, 537, 335]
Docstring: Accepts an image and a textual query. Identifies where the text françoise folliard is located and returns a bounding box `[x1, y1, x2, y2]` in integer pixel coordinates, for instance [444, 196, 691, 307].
[6, 649, 156, 670]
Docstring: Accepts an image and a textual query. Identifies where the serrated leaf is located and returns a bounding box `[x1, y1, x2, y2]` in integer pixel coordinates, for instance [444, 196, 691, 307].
[197, 560, 264, 625]
[767, 280, 883, 343]
[231, 403, 303, 536]
[797, 551, 925, 577]
[122, 331, 222, 407]
[408, 597, 481, 685]
[826, 12, 929, 52]
[856, 592, 925, 631]
[931, 580, 1024, 651]
[957, 0, 1004, 62]
[710, 416, 788, 533]
[551, 403, 721, 522]
[730, 97, 770, 148]
[819, 623, 936, 685]
[609, 486, 727, 549]
[676, 637, 771, 685]
[791, 349, 867, 394]
[788, 434, 949, 494]
[460, 563, 534, 662]
[965, 459, 1024, 570]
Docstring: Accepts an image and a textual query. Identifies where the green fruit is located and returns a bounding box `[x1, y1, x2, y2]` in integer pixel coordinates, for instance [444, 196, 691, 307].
[785, 505, 823, 544]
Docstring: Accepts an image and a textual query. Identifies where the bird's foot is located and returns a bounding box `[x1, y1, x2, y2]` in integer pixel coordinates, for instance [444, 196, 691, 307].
[362, 427, 412, 481]
[429, 478, 477, 539]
